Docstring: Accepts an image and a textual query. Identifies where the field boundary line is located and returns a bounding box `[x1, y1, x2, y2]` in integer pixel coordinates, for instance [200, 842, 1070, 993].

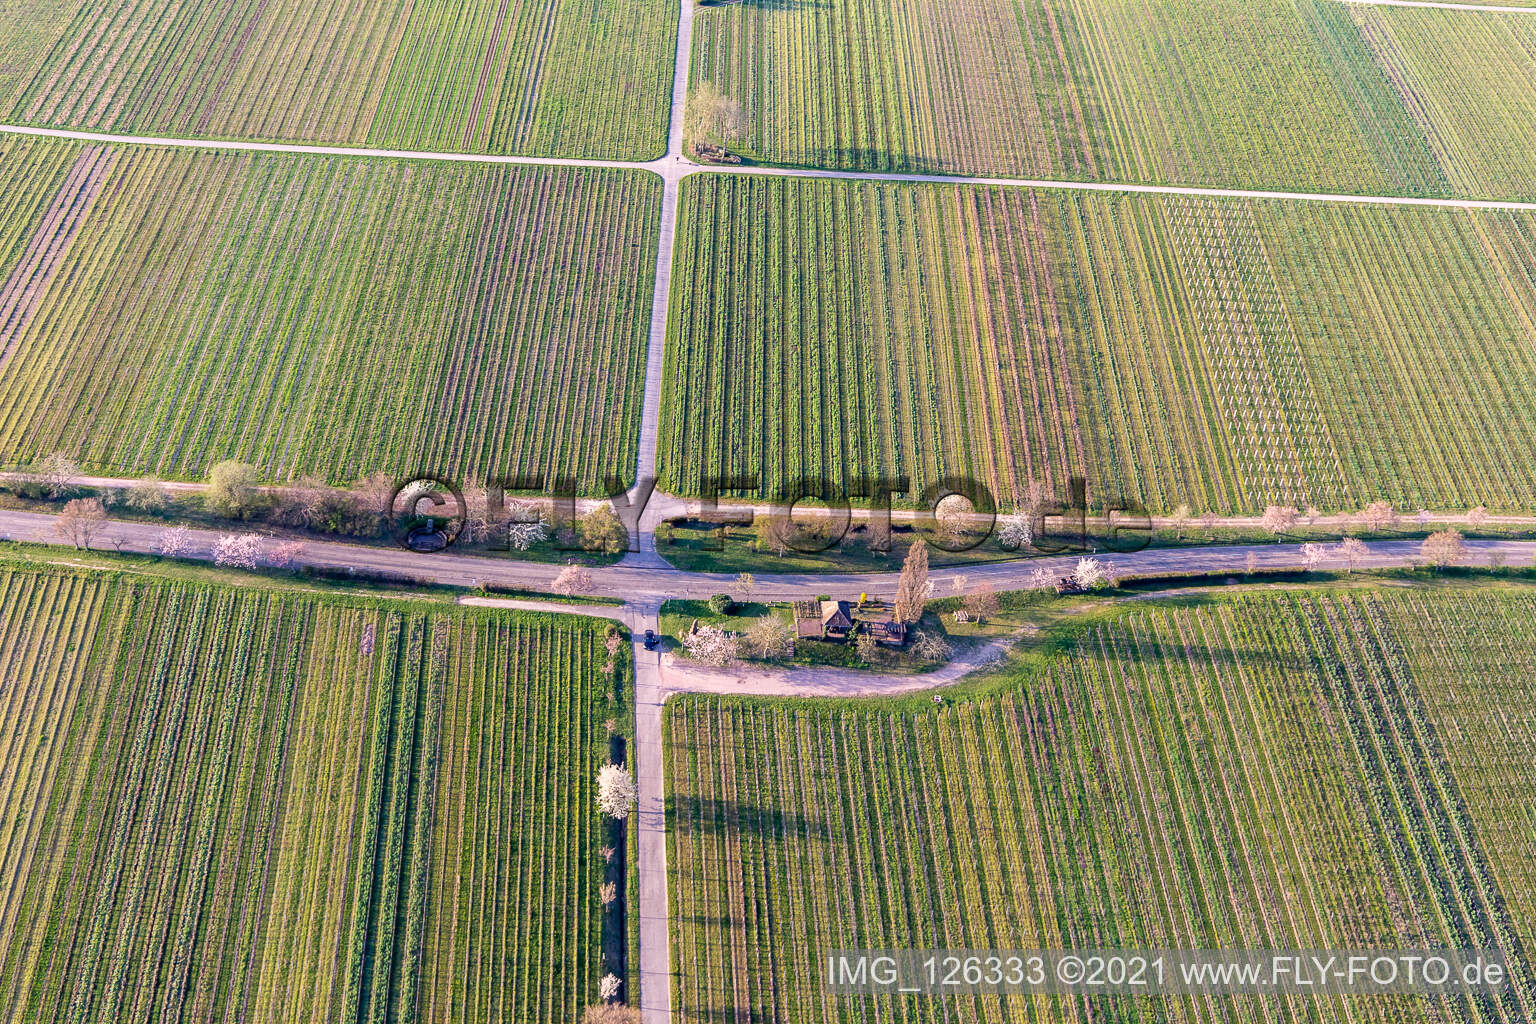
[8, 125, 1536, 212]
[1336, 0, 1536, 11]
[0, 124, 659, 174]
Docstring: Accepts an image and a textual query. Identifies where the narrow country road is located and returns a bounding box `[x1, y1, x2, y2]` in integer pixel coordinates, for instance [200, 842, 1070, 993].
[6, 507, 1528, 603]
[7, 127, 1536, 214]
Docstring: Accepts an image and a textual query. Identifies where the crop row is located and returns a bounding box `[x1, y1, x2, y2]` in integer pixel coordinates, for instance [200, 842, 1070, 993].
[3, 0, 674, 159]
[665, 587, 1536, 1022]
[662, 174, 1536, 513]
[0, 141, 660, 490]
[690, 0, 1450, 195]
[0, 563, 621, 1023]
[1351, 6, 1536, 200]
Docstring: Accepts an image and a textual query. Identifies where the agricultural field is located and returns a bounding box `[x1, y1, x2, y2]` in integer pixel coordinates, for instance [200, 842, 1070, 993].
[0, 0, 675, 159]
[660, 174, 1536, 514]
[0, 559, 621, 1023]
[666, 584, 1536, 1023]
[689, 0, 1448, 194]
[1349, 5, 1536, 200]
[0, 138, 659, 491]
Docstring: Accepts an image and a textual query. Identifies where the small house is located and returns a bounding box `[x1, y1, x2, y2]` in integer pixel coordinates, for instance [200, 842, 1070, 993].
[793, 599, 854, 640]
[819, 600, 854, 639]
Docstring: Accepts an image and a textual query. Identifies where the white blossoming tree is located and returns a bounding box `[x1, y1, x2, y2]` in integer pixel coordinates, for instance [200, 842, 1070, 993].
[1301, 542, 1328, 572]
[155, 524, 193, 558]
[682, 624, 738, 666]
[997, 513, 1034, 551]
[596, 764, 637, 818]
[213, 533, 263, 569]
[506, 499, 550, 551]
[1073, 557, 1110, 591]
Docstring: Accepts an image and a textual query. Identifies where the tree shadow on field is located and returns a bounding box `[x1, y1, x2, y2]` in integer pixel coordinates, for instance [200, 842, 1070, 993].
[669, 795, 827, 840]
[801, 148, 947, 177]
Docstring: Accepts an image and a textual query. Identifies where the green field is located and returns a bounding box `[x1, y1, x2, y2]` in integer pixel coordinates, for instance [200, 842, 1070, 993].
[660, 174, 1536, 513]
[1350, 6, 1536, 200]
[689, 0, 1450, 194]
[666, 583, 1536, 1023]
[0, 0, 675, 159]
[0, 139, 659, 490]
[0, 560, 622, 1023]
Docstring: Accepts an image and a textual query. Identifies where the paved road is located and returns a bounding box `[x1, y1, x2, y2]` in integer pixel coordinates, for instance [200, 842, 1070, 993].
[629, 602, 670, 1024]
[7, 506, 1532, 602]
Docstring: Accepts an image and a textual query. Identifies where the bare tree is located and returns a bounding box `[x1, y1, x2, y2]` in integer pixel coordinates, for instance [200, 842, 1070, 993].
[910, 630, 953, 662]
[1169, 503, 1191, 541]
[354, 471, 396, 533]
[1334, 536, 1368, 574]
[1245, 551, 1260, 575]
[894, 539, 930, 623]
[54, 498, 106, 549]
[31, 452, 80, 499]
[1466, 505, 1489, 529]
[1415, 508, 1433, 529]
[755, 514, 794, 558]
[1261, 505, 1299, 538]
[1420, 529, 1465, 569]
[1200, 510, 1220, 536]
[684, 81, 746, 150]
[599, 882, 618, 907]
[273, 475, 333, 528]
[125, 476, 171, 514]
[734, 572, 755, 598]
[932, 493, 977, 547]
[1361, 500, 1397, 533]
[553, 564, 595, 597]
[596, 764, 637, 818]
[206, 461, 261, 519]
[744, 616, 792, 660]
[1019, 479, 1052, 520]
[962, 580, 999, 623]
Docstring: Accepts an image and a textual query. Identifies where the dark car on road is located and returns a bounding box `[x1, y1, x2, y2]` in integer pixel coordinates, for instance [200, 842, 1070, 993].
[643, 629, 659, 650]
